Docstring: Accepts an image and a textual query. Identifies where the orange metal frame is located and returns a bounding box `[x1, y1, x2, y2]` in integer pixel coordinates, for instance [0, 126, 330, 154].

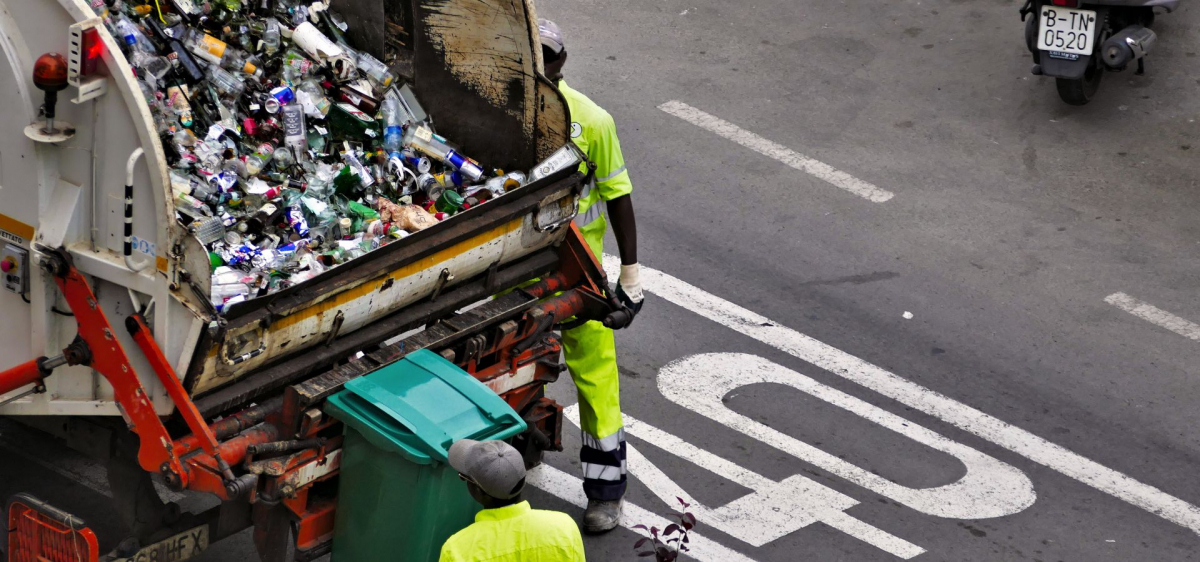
[0, 228, 613, 559]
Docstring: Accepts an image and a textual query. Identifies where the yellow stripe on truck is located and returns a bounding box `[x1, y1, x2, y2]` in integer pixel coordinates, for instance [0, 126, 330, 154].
[0, 213, 35, 240]
[205, 218, 520, 358]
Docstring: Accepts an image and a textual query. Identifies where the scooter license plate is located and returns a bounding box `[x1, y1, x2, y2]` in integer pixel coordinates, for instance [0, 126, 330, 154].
[1038, 6, 1097, 57]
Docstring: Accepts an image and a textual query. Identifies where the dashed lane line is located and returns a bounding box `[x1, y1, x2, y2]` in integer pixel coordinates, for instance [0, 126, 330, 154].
[658, 100, 895, 203]
[1105, 292, 1200, 342]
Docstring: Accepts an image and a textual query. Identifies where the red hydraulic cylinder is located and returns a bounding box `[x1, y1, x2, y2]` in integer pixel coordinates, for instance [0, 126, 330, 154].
[0, 358, 47, 396]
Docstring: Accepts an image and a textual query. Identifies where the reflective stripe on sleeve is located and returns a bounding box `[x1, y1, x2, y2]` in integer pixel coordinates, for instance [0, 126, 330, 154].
[574, 200, 605, 228]
[597, 165, 627, 184]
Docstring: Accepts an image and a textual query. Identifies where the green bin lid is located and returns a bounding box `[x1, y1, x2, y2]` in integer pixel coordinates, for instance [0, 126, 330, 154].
[324, 349, 527, 465]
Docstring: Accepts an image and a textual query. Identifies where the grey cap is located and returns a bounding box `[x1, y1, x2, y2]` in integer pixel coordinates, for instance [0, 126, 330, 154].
[538, 18, 565, 55]
[449, 439, 526, 500]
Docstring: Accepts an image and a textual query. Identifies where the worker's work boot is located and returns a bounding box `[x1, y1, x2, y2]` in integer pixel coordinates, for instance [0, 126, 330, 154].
[582, 499, 623, 534]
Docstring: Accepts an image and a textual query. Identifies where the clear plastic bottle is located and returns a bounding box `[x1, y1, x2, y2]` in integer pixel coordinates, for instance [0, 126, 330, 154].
[183, 28, 263, 77]
[262, 18, 282, 55]
[206, 66, 246, 99]
[281, 50, 315, 82]
[356, 51, 394, 89]
[175, 191, 214, 217]
[381, 89, 405, 158]
[295, 79, 331, 118]
[114, 15, 155, 55]
[192, 216, 226, 245]
[244, 142, 275, 176]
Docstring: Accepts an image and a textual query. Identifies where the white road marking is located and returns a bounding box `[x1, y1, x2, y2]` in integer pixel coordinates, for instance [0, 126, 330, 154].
[564, 404, 926, 558]
[1105, 292, 1200, 341]
[658, 353, 1035, 520]
[527, 464, 757, 562]
[603, 255, 1200, 537]
[658, 100, 895, 203]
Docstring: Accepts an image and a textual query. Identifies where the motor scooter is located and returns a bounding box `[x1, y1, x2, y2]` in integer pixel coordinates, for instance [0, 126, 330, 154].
[1021, 0, 1178, 105]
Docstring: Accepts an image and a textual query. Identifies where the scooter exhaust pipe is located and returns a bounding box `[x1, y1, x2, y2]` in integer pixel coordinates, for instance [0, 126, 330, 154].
[1102, 25, 1157, 70]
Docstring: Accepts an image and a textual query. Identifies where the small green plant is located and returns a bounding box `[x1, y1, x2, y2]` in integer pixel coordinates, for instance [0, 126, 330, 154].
[633, 497, 696, 561]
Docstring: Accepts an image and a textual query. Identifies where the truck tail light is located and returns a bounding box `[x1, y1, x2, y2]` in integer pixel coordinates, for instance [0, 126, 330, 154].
[68, 27, 103, 81]
[68, 19, 108, 103]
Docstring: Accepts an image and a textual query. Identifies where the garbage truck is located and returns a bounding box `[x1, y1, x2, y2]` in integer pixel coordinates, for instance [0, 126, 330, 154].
[0, 0, 629, 560]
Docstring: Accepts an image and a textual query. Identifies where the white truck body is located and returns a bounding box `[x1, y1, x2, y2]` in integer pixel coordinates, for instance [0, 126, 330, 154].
[0, 0, 574, 416]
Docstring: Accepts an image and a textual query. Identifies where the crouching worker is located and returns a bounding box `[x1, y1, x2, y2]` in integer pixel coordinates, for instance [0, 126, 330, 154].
[440, 439, 586, 562]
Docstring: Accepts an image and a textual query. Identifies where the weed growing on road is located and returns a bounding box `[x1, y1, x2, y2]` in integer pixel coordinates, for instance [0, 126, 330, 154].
[633, 497, 696, 561]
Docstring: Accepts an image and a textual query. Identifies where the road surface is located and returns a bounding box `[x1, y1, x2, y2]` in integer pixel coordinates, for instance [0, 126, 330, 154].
[4, 0, 1200, 560]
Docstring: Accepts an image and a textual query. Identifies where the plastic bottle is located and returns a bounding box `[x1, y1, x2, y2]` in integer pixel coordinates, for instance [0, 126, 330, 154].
[273, 146, 295, 169]
[192, 216, 226, 245]
[114, 15, 155, 55]
[295, 79, 331, 118]
[402, 124, 484, 182]
[356, 51, 394, 89]
[175, 191, 214, 217]
[262, 18, 282, 55]
[206, 66, 246, 99]
[381, 89, 405, 158]
[244, 142, 275, 176]
[183, 28, 263, 77]
[282, 50, 314, 81]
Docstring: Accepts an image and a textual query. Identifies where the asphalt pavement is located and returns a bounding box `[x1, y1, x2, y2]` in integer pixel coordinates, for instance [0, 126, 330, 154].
[4, 0, 1200, 560]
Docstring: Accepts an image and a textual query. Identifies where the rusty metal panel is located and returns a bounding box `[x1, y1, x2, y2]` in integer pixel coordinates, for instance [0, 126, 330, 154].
[333, 0, 570, 169]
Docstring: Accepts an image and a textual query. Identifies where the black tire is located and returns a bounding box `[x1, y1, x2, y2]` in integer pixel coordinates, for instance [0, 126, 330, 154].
[1056, 63, 1104, 105]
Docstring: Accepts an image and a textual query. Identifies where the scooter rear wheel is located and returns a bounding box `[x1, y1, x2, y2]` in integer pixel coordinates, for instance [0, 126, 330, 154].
[1055, 64, 1104, 106]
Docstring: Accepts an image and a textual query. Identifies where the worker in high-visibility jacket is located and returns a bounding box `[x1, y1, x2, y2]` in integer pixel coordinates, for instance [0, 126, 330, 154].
[440, 439, 586, 561]
[539, 19, 644, 534]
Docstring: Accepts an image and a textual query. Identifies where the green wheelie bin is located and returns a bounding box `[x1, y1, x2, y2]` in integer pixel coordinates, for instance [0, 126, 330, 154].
[324, 349, 528, 562]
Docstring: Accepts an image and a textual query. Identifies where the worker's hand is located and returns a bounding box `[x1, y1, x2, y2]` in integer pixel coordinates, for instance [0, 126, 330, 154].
[616, 263, 644, 315]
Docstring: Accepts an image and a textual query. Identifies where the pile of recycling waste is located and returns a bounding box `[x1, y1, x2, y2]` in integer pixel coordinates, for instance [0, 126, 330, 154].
[102, 0, 535, 313]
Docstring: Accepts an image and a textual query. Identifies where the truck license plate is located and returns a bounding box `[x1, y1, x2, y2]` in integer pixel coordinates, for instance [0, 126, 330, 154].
[114, 525, 208, 562]
[1038, 6, 1097, 57]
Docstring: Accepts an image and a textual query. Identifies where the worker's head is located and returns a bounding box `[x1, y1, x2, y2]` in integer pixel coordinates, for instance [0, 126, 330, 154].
[449, 439, 527, 508]
[538, 19, 567, 83]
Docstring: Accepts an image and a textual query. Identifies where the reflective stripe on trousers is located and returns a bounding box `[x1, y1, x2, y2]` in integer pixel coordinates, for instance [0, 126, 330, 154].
[580, 428, 627, 501]
[561, 223, 626, 501]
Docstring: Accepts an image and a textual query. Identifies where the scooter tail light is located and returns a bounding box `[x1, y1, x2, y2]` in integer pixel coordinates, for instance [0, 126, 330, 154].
[1051, 0, 1080, 7]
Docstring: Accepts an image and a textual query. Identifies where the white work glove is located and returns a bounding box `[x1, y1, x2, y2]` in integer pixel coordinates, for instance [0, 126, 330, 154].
[616, 263, 644, 312]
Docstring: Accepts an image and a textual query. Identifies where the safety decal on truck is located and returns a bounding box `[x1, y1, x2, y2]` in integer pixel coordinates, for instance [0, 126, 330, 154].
[0, 230, 22, 244]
